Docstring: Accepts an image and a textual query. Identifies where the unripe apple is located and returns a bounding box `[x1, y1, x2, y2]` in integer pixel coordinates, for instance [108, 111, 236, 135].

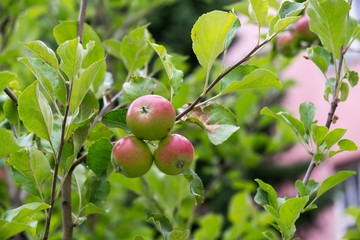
[111, 136, 153, 178]
[126, 95, 176, 140]
[295, 16, 317, 42]
[154, 134, 194, 175]
[276, 32, 299, 57]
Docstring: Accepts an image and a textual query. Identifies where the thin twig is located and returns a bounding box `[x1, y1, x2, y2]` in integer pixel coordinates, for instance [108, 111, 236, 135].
[59, 1, 89, 238]
[175, 36, 274, 121]
[4, 87, 18, 106]
[302, 46, 346, 185]
[91, 90, 123, 128]
[77, 0, 88, 43]
[43, 83, 72, 240]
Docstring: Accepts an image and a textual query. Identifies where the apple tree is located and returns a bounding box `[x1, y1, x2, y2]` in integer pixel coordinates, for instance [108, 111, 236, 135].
[0, 0, 359, 239]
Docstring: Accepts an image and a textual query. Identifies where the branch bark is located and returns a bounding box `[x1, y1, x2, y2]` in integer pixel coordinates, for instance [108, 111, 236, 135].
[77, 0, 88, 43]
[43, 83, 72, 240]
[61, 154, 87, 240]
[58, 1, 89, 239]
[302, 46, 345, 185]
[4, 87, 18, 106]
[175, 37, 273, 121]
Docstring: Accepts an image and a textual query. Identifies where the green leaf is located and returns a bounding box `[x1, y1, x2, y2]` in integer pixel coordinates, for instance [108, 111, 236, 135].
[0, 128, 20, 159]
[194, 213, 223, 240]
[338, 139, 358, 151]
[312, 125, 328, 146]
[249, 0, 269, 26]
[329, 139, 358, 158]
[307, 46, 331, 73]
[53, 21, 106, 95]
[278, 1, 305, 18]
[269, 1, 305, 35]
[191, 10, 239, 73]
[278, 197, 309, 239]
[36, 83, 53, 138]
[104, 25, 153, 73]
[299, 102, 316, 134]
[147, 212, 172, 237]
[18, 57, 58, 97]
[270, 16, 301, 35]
[86, 177, 111, 204]
[70, 59, 105, 115]
[316, 170, 356, 200]
[72, 90, 98, 125]
[169, 230, 190, 240]
[182, 168, 204, 204]
[324, 128, 346, 149]
[221, 67, 281, 94]
[303, 203, 318, 212]
[263, 231, 280, 240]
[307, 0, 350, 58]
[261, 107, 305, 138]
[324, 77, 335, 101]
[57, 37, 94, 81]
[295, 180, 306, 197]
[295, 180, 319, 197]
[102, 109, 128, 130]
[123, 76, 169, 102]
[343, 229, 360, 239]
[0, 71, 16, 92]
[339, 82, 349, 102]
[220, 64, 257, 91]
[346, 68, 359, 87]
[87, 138, 113, 177]
[82, 202, 109, 216]
[25, 40, 58, 68]
[7, 148, 52, 198]
[186, 104, 239, 145]
[0, 219, 35, 240]
[254, 179, 278, 209]
[228, 192, 251, 226]
[150, 42, 184, 96]
[133, 236, 145, 240]
[18, 81, 53, 140]
[4, 202, 50, 222]
[3, 99, 19, 127]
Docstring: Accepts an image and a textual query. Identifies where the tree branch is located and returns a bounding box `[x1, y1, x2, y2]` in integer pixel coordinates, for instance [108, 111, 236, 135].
[43, 83, 71, 240]
[4, 87, 18, 106]
[91, 90, 123, 128]
[58, 1, 89, 238]
[302, 46, 346, 185]
[61, 154, 87, 240]
[175, 37, 273, 121]
[77, 0, 88, 43]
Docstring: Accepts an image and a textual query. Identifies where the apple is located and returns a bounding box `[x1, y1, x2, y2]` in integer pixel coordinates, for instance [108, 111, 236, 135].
[126, 95, 176, 140]
[154, 134, 194, 175]
[111, 136, 153, 178]
[295, 16, 317, 42]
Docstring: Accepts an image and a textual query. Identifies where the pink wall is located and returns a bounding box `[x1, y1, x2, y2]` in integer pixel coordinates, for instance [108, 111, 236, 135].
[226, 21, 360, 239]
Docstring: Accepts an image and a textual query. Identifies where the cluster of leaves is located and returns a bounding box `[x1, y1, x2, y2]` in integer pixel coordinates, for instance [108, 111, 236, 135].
[255, 170, 356, 240]
[251, 0, 360, 239]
